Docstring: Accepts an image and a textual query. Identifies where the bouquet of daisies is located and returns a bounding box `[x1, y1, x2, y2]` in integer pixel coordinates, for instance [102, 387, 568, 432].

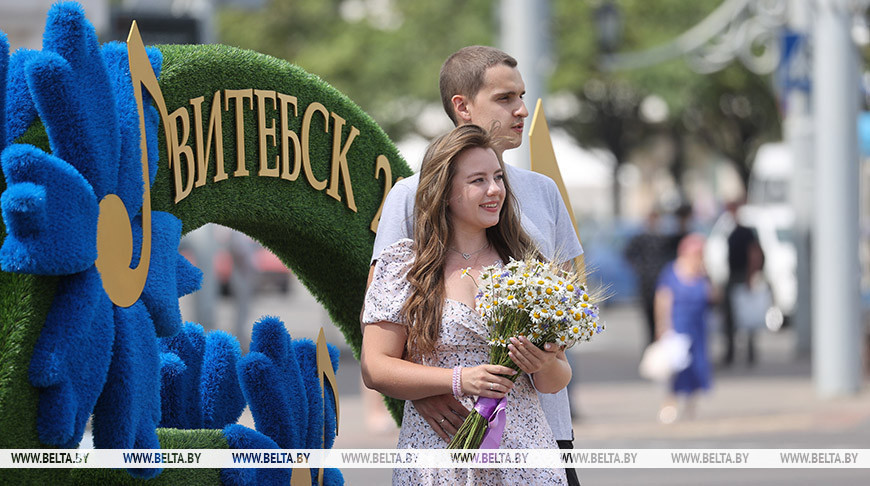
[447, 257, 604, 449]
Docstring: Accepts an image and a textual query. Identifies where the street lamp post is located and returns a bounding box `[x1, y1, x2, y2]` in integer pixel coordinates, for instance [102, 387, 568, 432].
[812, 0, 862, 397]
[500, 0, 551, 170]
[594, 0, 625, 218]
[784, 0, 815, 360]
[595, 0, 623, 55]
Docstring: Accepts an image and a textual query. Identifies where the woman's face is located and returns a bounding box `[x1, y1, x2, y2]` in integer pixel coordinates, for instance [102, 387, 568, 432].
[447, 147, 505, 233]
[678, 236, 706, 274]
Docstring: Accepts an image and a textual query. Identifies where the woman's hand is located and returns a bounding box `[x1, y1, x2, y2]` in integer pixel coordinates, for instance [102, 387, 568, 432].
[507, 336, 558, 374]
[461, 365, 516, 399]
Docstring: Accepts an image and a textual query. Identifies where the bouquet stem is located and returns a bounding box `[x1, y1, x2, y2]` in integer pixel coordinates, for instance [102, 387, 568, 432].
[447, 410, 488, 449]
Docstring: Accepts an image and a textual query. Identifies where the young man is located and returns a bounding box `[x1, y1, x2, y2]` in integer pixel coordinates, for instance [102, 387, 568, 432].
[368, 46, 583, 485]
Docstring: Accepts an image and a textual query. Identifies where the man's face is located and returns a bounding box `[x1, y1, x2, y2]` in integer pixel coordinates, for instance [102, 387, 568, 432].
[463, 64, 529, 152]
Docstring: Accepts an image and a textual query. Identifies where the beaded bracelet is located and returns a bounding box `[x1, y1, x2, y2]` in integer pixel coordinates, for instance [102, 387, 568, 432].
[452, 366, 463, 399]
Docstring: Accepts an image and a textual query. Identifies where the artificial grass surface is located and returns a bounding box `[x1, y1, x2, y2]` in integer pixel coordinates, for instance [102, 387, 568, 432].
[0, 118, 60, 453]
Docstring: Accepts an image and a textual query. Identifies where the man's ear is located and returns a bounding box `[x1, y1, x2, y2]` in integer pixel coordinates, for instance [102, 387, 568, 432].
[452, 94, 473, 123]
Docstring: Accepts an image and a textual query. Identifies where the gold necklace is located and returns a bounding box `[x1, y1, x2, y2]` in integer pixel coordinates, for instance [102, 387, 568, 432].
[450, 242, 490, 260]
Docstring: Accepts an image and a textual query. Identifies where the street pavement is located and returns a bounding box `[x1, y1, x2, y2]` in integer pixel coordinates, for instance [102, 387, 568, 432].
[183, 280, 870, 485]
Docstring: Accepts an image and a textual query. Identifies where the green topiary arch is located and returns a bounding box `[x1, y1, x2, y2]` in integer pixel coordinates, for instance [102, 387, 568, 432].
[150, 43, 412, 361]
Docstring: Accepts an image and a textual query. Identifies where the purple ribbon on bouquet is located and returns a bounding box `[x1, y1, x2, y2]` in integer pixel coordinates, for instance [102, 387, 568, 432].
[474, 396, 508, 449]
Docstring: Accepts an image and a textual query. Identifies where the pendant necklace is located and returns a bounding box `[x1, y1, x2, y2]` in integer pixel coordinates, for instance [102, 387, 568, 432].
[450, 242, 490, 261]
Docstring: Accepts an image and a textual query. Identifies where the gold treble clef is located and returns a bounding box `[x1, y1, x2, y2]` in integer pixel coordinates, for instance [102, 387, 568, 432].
[95, 22, 175, 307]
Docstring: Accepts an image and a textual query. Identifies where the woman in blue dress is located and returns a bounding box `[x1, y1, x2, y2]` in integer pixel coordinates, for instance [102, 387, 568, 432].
[654, 233, 713, 424]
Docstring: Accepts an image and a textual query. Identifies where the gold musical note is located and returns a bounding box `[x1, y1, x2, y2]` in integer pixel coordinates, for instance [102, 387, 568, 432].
[289, 329, 340, 486]
[317, 327, 340, 436]
[290, 466, 313, 486]
[95, 22, 175, 307]
[315, 328, 340, 485]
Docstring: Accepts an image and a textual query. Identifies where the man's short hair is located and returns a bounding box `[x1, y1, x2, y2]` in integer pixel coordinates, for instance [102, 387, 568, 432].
[439, 46, 518, 125]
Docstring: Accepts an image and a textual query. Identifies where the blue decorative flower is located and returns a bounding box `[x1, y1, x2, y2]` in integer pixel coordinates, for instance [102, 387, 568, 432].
[224, 316, 342, 486]
[0, 3, 200, 479]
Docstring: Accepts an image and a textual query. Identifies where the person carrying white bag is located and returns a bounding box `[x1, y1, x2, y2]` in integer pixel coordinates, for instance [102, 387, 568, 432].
[649, 234, 716, 424]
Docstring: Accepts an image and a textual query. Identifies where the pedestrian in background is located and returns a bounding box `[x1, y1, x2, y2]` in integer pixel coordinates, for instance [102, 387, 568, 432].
[721, 199, 763, 367]
[625, 210, 673, 346]
[666, 203, 695, 261]
[654, 233, 714, 424]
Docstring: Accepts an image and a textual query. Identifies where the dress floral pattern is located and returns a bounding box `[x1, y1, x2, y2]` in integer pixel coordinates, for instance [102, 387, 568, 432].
[363, 239, 567, 486]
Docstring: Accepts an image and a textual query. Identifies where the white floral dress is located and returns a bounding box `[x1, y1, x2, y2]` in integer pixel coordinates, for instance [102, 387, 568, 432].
[363, 239, 567, 486]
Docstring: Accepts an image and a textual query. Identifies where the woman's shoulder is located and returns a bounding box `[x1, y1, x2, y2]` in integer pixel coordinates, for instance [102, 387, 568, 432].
[376, 238, 415, 264]
[363, 239, 416, 326]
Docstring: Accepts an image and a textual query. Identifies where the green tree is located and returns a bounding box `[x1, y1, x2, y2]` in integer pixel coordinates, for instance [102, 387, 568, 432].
[550, 0, 781, 213]
[219, 0, 783, 209]
[219, 0, 494, 140]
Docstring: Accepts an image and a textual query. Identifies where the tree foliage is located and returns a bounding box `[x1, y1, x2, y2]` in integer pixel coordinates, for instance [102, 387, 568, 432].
[218, 0, 784, 186]
[219, 0, 495, 139]
[550, 0, 781, 189]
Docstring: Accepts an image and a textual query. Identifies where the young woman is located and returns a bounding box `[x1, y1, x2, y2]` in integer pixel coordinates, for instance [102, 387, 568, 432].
[654, 233, 714, 424]
[361, 125, 570, 485]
